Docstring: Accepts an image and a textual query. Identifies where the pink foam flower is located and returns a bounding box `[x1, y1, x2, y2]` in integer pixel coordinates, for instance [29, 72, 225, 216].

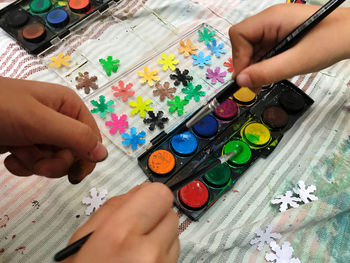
[105, 114, 129, 135]
[112, 80, 135, 102]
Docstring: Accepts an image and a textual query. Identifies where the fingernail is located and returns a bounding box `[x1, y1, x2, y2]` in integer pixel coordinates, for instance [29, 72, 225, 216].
[68, 161, 83, 184]
[90, 142, 108, 162]
[236, 73, 252, 87]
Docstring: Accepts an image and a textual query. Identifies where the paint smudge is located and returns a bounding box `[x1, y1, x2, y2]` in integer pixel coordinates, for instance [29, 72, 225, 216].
[0, 215, 9, 228]
[15, 246, 25, 254]
[0, 248, 4, 253]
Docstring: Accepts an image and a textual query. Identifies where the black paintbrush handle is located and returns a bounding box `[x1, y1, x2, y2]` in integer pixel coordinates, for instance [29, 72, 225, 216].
[54, 232, 93, 262]
[259, 0, 345, 61]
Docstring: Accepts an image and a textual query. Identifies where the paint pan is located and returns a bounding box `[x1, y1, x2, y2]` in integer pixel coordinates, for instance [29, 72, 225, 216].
[0, 0, 118, 54]
[233, 87, 257, 106]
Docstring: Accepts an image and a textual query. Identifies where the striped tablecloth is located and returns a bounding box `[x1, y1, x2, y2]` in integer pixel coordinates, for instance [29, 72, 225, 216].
[0, 0, 349, 262]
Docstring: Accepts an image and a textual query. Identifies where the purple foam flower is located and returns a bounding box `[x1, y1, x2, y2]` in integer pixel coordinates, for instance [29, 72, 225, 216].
[206, 67, 227, 84]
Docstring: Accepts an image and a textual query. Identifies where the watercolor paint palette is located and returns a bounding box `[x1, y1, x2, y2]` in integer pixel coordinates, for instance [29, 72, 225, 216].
[0, 0, 119, 54]
[138, 81, 314, 220]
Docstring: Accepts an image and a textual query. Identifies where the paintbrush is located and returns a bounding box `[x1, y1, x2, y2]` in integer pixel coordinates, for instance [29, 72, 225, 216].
[53, 145, 241, 262]
[185, 0, 346, 128]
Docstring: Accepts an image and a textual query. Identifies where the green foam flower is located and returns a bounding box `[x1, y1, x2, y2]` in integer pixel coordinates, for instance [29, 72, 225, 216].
[90, 95, 115, 118]
[167, 96, 189, 116]
[198, 27, 216, 45]
[99, 56, 120, 76]
[182, 83, 205, 101]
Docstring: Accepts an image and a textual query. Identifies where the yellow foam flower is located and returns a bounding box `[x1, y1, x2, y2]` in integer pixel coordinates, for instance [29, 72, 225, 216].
[137, 66, 160, 87]
[157, 53, 179, 71]
[178, 39, 198, 57]
[49, 53, 70, 68]
[129, 96, 153, 118]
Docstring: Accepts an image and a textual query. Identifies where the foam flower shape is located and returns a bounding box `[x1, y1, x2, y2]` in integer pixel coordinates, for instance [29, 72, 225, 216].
[82, 188, 108, 216]
[122, 127, 146, 150]
[112, 80, 135, 102]
[223, 58, 234, 73]
[206, 67, 227, 84]
[182, 83, 205, 101]
[293, 180, 318, 204]
[192, 51, 211, 67]
[137, 66, 160, 87]
[49, 52, 70, 68]
[99, 56, 120, 76]
[198, 27, 216, 45]
[105, 114, 129, 135]
[265, 241, 300, 263]
[90, 95, 114, 118]
[167, 96, 189, 116]
[143, 111, 169, 131]
[157, 53, 179, 71]
[76, 72, 98, 94]
[153, 82, 176, 101]
[250, 225, 282, 251]
[170, 68, 193, 86]
[271, 191, 301, 212]
[178, 39, 198, 57]
[129, 96, 153, 118]
[206, 39, 226, 58]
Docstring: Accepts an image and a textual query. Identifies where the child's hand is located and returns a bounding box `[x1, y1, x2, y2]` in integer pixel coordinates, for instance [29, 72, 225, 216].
[229, 4, 350, 93]
[64, 183, 179, 263]
[0, 77, 107, 183]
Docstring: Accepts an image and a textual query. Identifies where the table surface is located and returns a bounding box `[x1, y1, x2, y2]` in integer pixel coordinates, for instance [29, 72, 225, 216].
[0, 0, 350, 262]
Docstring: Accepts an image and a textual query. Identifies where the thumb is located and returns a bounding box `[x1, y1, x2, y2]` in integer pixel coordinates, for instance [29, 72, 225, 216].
[29, 103, 107, 162]
[235, 44, 311, 93]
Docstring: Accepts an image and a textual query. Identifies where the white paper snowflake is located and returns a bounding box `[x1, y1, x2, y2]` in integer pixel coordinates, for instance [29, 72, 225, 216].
[293, 180, 318, 204]
[250, 224, 282, 251]
[265, 241, 300, 263]
[271, 191, 301, 212]
[82, 188, 108, 215]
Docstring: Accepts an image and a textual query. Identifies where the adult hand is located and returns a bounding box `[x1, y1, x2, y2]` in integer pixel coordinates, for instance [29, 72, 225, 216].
[0, 77, 107, 183]
[229, 4, 350, 93]
[64, 183, 180, 263]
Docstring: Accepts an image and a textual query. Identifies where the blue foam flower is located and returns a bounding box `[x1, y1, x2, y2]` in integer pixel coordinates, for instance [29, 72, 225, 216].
[121, 127, 146, 150]
[206, 39, 226, 58]
[192, 51, 211, 67]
